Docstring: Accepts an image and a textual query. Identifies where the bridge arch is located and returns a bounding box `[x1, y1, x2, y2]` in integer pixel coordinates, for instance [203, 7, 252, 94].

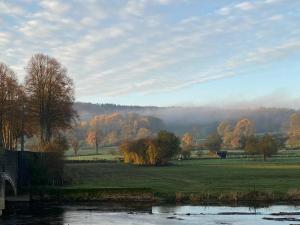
[1, 173, 17, 196]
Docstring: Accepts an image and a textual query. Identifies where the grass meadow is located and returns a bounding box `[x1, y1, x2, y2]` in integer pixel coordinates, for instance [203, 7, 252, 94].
[64, 157, 300, 196]
[62, 146, 300, 203]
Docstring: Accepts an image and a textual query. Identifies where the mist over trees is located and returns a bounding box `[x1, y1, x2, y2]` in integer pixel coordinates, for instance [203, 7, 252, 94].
[72, 103, 300, 154]
[216, 119, 254, 150]
[70, 113, 165, 153]
[74, 103, 298, 137]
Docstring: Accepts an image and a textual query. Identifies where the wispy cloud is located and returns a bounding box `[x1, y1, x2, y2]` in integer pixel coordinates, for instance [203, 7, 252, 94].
[235, 2, 255, 10]
[0, 1, 25, 15]
[0, 0, 299, 103]
[39, 0, 70, 14]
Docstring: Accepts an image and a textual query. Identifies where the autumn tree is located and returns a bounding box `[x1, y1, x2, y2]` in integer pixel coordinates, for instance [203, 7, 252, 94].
[25, 54, 76, 150]
[155, 130, 181, 165]
[137, 127, 152, 139]
[204, 133, 222, 152]
[120, 138, 149, 165]
[217, 121, 231, 137]
[258, 134, 278, 161]
[217, 121, 233, 149]
[0, 62, 25, 150]
[86, 130, 102, 154]
[120, 130, 180, 166]
[286, 113, 300, 148]
[223, 125, 233, 149]
[244, 135, 259, 155]
[231, 119, 254, 149]
[106, 131, 119, 145]
[86, 112, 163, 148]
[181, 132, 194, 159]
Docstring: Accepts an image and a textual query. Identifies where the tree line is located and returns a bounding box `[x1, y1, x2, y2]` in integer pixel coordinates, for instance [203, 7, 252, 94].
[67, 112, 164, 155]
[215, 114, 300, 150]
[174, 114, 300, 161]
[0, 54, 76, 152]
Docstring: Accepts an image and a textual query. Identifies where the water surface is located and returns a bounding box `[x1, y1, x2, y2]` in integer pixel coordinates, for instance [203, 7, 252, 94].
[1, 204, 300, 225]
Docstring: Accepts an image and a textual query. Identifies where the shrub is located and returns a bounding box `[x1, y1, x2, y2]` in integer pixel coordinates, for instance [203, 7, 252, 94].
[28, 137, 68, 185]
[120, 130, 180, 166]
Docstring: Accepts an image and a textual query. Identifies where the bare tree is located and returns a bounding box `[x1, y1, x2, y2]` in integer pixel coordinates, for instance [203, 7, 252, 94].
[25, 54, 76, 148]
[0, 62, 25, 150]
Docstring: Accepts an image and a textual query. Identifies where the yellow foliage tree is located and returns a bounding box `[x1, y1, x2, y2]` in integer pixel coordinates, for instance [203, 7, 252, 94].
[231, 119, 254, 149]
[181, 132, 194, 159]
[286, 113, 300, 148]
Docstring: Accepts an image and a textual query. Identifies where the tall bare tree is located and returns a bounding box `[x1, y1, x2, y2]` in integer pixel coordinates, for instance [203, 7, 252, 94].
[0, 62, 25, 150]
[25, 54, 76, 147]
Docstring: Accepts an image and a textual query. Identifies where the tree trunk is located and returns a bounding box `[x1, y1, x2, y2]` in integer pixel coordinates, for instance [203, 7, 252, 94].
[21, 105, 25, 151]
[0, 119, 3, 150]
[96, 138, 99, 155]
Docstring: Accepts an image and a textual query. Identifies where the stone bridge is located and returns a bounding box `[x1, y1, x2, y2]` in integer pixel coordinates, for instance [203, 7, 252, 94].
[0, 151, 31, 215]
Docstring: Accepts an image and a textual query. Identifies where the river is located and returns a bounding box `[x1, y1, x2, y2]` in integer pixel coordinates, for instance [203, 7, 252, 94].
[1, 203, 300, 225]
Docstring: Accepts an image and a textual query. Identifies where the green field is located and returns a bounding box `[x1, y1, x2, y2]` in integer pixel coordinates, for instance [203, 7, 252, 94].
[65, 146, 120, 161]
[64, 158, 300, 200]
[64, 149, 300, 163]
[62, 147, 300, 203]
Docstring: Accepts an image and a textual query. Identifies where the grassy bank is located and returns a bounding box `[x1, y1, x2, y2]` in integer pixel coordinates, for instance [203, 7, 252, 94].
[30, 187, 153, 202]
[62, 158, 300, 204]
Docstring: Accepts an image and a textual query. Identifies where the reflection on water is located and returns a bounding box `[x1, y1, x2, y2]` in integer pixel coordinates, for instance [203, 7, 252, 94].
[1, 203, 300, 225]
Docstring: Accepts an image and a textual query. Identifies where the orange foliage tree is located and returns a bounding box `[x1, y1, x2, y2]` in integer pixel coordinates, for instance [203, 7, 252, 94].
[231, 119, 254, 149]
[120, 130, 180, 166]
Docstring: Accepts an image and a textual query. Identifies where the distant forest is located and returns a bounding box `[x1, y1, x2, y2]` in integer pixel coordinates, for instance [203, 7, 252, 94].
[74, 102, 299, 137]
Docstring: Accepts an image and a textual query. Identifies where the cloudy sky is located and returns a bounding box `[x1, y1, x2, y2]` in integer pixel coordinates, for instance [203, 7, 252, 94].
[0, 0, 300, 107]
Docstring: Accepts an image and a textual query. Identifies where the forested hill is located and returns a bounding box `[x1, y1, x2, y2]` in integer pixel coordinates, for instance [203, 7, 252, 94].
[74, 102, 299, 135]
[74, 102, 159, 120]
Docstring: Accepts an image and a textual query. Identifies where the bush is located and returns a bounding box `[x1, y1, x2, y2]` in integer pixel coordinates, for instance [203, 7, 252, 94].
[28, 137, 68, 185]
[120, 130, 181, 166]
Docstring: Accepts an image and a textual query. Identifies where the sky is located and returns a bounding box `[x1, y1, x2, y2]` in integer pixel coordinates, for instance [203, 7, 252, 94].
[0, 0, 300, 108]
